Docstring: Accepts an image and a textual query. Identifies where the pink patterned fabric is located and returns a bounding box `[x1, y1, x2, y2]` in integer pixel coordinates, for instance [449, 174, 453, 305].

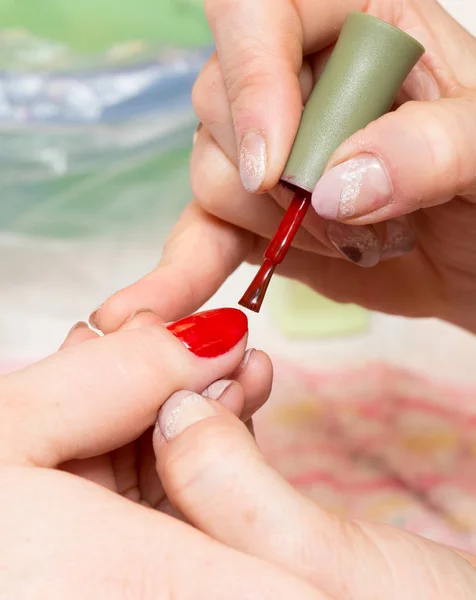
[254, 361, 476, 553]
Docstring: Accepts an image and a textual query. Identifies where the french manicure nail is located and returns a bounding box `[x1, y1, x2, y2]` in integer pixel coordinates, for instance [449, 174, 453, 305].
[327, 222, 381, 268]
[158, 391, 217, 440]
[202, 379, 232, 401]
[312, 155, 392, 220]
[239, 131, 267, 193]
[382, 220, 416, 259]
[166, 308, 248, 358]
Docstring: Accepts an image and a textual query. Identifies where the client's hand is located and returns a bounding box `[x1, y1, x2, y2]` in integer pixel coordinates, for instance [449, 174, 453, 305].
[0, 310, 321, 599]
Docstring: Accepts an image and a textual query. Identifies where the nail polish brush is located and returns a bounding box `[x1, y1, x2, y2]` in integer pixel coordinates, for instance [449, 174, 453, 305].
[239, 12, 424, 313]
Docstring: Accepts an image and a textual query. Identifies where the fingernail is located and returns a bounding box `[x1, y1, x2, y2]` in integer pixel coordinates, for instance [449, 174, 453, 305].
[327, 222, 381, 268]
[382, 220, 416, 259]
[69, 321, 89, 333]
[312, 155, 392, 220]
[239, 131, 267, 193]
[157, 391, 217, 440]
[166, 308, 248, 358]
[202, 379, 232, 400]
[59, 321, 90, 350]
[238, 348, 254, 371]
[88, 304, 103, 329]
[193, 122, 202, 145]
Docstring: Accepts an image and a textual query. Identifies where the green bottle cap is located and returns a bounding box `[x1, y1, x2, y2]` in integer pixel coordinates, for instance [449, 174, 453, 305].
[281, 12, 424, 192]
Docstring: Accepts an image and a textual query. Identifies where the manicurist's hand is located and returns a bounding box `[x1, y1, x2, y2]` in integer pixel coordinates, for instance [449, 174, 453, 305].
[153, 385, 476, 600]
[0, 309, 326, 599]
[93, 0, 476, 335]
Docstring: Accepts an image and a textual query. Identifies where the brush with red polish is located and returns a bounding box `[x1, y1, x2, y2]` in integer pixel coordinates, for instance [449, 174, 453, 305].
[239, 12, 424, 313]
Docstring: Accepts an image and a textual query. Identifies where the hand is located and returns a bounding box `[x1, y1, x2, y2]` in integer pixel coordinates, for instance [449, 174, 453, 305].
[0, 310, 322, 599]
[91, 0, 476, 336]
[56, 310, 270, 516]
[153, 387, 476, 599]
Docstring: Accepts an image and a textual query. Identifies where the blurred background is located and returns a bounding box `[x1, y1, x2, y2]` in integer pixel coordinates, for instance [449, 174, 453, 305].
[0, 0, 476, 386]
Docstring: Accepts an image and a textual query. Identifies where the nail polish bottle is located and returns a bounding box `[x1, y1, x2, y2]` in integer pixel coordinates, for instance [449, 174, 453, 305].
[281, 12, 424, 191]
[240, 12, 424, 312]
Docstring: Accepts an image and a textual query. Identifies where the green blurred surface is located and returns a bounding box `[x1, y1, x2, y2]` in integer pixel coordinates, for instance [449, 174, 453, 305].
[0, 0, 211, 52]
[4, 141, 193, 238]
[0, 0, 205, 239]
[269, 278, 371, 339]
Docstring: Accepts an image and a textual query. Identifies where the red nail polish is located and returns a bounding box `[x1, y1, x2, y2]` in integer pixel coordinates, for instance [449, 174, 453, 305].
[166, 308, 248, 358]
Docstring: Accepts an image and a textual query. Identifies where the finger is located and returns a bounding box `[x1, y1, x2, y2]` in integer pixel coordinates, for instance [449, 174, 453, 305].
[311, 97, 476, 224]
[58, 324, 113, 493]
[205, 0, 303, 192]
[193, 52, 314, 165]
[204, 0, 370, 193]
[1, 308, 250, 467]
[227, 349, 273, 422]
[144, 349, 271, 508]
[193, 127, 414, 267]
[140, 379, 246, 509]
[202, 349, 272, 422]
[191, 127, 326, 254]
[59, 322, 98, 349]
[90, 202, 253, 333]
[192, 52, 236, 161]
[153, 392, 346, 595]
[4, 467, 330, 600]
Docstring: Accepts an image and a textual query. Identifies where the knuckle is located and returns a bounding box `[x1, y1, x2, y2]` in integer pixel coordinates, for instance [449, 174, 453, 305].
[190, 148, 217, 211]
[190, 142, 233, 218]
[225, 50, 269, 109]
[204, 0, 233, 26]
[192, 64, 227, 128]
[223, 39, 274, 103]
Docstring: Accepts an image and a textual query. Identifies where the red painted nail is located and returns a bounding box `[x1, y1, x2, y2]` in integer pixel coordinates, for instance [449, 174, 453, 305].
[166, 308, 248, 358]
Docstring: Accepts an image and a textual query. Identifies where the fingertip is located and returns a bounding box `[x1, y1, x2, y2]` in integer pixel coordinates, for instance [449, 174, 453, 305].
[236, 71, 303, 193]
[231, 349, 273, 421]
[90, 275, 168, 334]
[60, 321, 98, 349]
[203, 379, 245, 416]
[89, 290, 130, 333]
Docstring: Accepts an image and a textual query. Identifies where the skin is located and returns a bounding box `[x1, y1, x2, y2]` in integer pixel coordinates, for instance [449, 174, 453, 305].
[1, 313, 475, 598]
[90, 0, 476, 337]
[3, 313, 320, 599]
[25, 0, 476, 596]
[153, 390, 476, 600]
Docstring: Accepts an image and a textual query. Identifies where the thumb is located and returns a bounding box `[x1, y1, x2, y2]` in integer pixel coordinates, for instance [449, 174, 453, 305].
[311, 96, 476, 224]
[153, 390, 348, 595]
[0, 308, 248, 467]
